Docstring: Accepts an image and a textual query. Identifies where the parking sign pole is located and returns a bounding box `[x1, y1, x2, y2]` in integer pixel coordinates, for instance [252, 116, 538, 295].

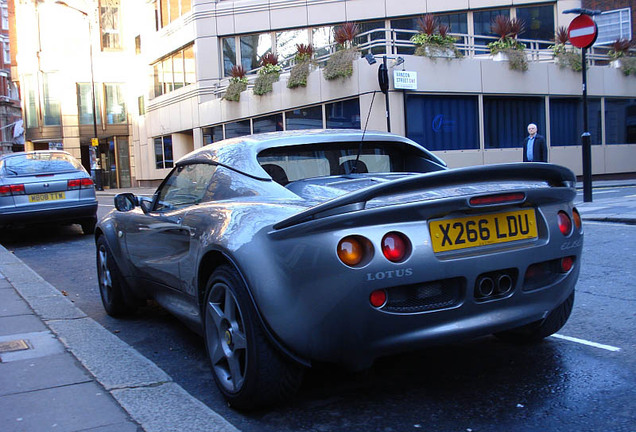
[581, 47, 592, 203]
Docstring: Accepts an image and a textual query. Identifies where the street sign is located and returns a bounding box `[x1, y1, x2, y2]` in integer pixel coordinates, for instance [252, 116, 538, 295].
[568, 14, 598, 48]
[393, 70, 417, 90]
[91, 138, 98, 147]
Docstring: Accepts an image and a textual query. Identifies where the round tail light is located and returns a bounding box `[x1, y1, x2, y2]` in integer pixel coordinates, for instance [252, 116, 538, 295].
[370, 290, 387, 308]
[561, 256, 574, 273]
[381, 232, 411, 263]
[557, 211, 572, 236]
[337, 236, 365, 267]
[572, 208, 582, 231]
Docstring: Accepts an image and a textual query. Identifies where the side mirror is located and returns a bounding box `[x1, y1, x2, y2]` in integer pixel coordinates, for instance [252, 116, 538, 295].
[114, 193, 137, 212]
[138, 196, 154, 214]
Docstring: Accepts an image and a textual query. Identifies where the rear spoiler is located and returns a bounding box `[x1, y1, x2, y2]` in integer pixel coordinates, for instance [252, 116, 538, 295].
[273, 163, 575, 230]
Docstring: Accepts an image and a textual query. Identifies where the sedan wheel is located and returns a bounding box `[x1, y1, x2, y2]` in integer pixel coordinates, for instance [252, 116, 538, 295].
[96, 236, 135, 316]
[204, 265, 304, 410]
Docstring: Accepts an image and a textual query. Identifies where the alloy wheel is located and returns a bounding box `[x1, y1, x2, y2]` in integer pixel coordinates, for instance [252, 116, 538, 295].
[98, 246, 113, 304]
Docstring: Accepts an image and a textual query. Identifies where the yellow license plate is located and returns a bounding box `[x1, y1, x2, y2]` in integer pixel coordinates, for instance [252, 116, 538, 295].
[430, 209, 538, 253]
[28, 192, 66, 203]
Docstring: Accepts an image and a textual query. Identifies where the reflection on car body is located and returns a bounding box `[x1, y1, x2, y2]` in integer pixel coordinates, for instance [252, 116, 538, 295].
[0, 150, 98, 234]
[95, 130, 583, 410]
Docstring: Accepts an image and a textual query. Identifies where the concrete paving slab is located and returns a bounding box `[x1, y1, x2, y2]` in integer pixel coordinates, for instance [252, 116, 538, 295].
[112, 382, 240, 432]
[0, 288, 31, 317]
[78, 422, 141, 432]
[0, 314, 47, 336]
[48, 317, 171, 391]
[0, 353, 90, 396]
[25, 294, 86, 320]
[0, 381, 137, 432]
[0, 331, 65, 362]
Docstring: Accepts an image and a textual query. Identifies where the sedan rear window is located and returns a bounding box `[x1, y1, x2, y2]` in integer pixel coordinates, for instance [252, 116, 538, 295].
[2, 152, 84, 176]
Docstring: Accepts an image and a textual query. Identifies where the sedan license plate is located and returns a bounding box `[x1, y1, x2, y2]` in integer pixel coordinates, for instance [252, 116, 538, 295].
[28, 192, 65, 203]
[430, 209, 538, 253]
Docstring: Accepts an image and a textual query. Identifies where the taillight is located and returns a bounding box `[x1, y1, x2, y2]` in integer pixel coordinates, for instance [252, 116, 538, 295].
[0, 184, 25, 196]
[557, 211, 572, 236]
[381, 232, 411, 263]
[572, 208, 582, 231]
[369, 290, 387, 308]
[337, 236, 368, 267]
[68, 178, 95, 190]
[560, 256, 574, 273]
[469, 192, 525, 206]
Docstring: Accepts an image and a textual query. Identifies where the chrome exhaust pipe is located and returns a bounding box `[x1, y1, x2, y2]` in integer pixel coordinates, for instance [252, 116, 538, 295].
[496, 274, 513, 294]
[477, 277, 495, 298]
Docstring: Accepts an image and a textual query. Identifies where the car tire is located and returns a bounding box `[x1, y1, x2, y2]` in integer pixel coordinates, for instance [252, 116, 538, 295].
[96, 236, 136, 316]
[494, 290, 575, 343]
[81, 217, 97, 235]
[203, 265, 304, 410]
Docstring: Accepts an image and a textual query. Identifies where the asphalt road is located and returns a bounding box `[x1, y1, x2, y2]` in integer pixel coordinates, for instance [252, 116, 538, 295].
[1, 189, 634, 431]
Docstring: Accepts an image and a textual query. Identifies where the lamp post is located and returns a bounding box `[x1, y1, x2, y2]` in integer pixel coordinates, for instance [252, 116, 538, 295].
[55, 1, 102, 190]
[365, 54, 405, 133]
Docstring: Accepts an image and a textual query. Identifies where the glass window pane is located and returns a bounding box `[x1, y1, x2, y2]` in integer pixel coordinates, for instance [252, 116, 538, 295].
[285, 105, 323, 130]
[222, 37, 237, 77]
[253, 114, 283, 134]
[405, 94, 479, 151]
[474, 9, 510, 36]
[24, 75, 38, 128]
[516, 5, 555, 42]
[483, 96, 545, 149]
[154, 137, 164, 169]
[105, 84, 127, 124]
[240, 34, 272, 73]
[181, 0, 191, 15]
[77, 83, 102, 125]
[160, 0, 169, 27]
[203, 126, 224, 144]
[605, 98, 636, 144]
[390, 17, 419, 55]
[173, 51, 184, 89]
[312, 26, 335, 59]
[183, 45, 195, 85]
[162, 57, 173, 93]
[549, 98, 602, 146]
[355, 20, 385, 55]
[100, 0, 121, 50]
[153, 62, 163, 97]
[276, 29, 309, 67]
[326, 99, 361, 129]
[224, 120, 251, 138]
[42, 73, 61, 126]
[163, 136, 173, 168]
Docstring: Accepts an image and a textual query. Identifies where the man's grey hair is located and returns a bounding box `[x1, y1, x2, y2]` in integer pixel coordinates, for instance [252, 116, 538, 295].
[527, 123, 537, 129]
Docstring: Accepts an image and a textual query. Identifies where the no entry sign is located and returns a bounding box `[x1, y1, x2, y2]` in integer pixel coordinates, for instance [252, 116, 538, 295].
[568, 14, 598, 48]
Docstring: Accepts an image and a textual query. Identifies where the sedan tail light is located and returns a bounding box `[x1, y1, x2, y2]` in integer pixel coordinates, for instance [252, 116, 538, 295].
[68, 178, 95, 190]
[0, 184, 25, 197]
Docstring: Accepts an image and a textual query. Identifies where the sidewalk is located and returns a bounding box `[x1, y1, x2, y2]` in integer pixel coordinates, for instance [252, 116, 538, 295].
[0, 246, 239, 432]
[0, 180, 633, 432]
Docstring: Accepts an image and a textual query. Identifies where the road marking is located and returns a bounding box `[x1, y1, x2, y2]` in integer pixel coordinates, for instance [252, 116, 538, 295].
[551, 334, 621, 352]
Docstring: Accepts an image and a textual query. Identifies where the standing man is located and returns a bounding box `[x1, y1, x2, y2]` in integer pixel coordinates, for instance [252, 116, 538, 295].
[523, 123, 547, 162]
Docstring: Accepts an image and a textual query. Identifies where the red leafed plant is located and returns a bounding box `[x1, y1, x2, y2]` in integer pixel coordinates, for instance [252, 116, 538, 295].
[417, 14, 438, 36]
[491, 15, 512, 40]
[334, 22, 360, 46]
[555, 26, 569, 45]
[260, 52, 279, 66]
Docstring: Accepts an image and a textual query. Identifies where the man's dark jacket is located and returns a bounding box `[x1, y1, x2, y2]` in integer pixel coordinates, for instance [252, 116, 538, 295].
[523, 134, 547, 162]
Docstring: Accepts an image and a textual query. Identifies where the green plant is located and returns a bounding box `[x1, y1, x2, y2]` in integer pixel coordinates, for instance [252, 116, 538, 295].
[411, 14, 462, 59]
[608, 38, 632, 59]
[618, 56, 636, 76]
[487, 15, 527, 71]
[550, 27, 583, 72]
[253, 53, 282, 96]
[288, 44, 314, 88]
[223, 65, 248, 102]
[323, 47, 359, 80]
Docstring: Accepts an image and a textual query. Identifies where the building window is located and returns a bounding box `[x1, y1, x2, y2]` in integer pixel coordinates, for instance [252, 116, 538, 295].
[222, 37, 237, 77]
[23, 75, 38, 128]
[549, 98, 602, 146]
[605, 98, 636, 144]
[326, 98, 361, 129]
[276, 29, 309, 69]
[516, 5, 555, 43]
[151, 44, 195, 98]
[100, 0, 121, 50]
[240, 34, 272, 73]
[138, 96, 145, 115]
[483, 96, 545, 149]
[105, 83, 127, 124]
[1, 5, 8, 31]
[77, 83, 102, 125]
[42, 73, 61, 126]
[285, 105, 323, 130]
[594, 8, 632, 46]
[473, 8, 510, 49]
[224, 120, 251, 139]
[3, 40, 10, 65]
[312, 26, 336, 59]
[154, 136, 173, 169]
[405, 94, 479, 151]
[202, 126, 224, 144]
[135, 35, 141, 54]
[157, 0, 191, 29]
[253, 114, 283, 134]
[355, 20, 386, 55]
[391, 13, 467, 55]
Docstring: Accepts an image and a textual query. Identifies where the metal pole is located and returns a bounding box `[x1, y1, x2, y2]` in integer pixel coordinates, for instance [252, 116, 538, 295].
[581, 47, 592, 202]
[86, 15, 102, 190]
[383, 56, 391, 133]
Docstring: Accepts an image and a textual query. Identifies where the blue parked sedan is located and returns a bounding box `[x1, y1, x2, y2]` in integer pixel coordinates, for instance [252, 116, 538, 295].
[0, 150, 98, 234]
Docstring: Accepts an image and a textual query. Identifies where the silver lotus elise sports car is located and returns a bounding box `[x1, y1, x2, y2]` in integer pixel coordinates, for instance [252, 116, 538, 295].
[95, 130, 582, 409]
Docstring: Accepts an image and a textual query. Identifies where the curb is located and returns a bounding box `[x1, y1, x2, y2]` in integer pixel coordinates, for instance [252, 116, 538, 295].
[0, 245, 239, 432]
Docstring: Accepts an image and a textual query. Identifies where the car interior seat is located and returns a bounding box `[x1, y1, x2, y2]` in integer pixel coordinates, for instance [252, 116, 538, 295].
[339, 159, 368, 174]
[261, 164, 289, 186]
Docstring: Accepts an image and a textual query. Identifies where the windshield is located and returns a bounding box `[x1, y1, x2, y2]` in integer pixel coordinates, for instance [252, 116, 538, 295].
[257, 142, 412, 183]
[2, 152, 84, 176]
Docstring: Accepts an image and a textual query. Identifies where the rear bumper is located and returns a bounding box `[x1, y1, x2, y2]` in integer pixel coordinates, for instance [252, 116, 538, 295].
[0, 201, 97, 226]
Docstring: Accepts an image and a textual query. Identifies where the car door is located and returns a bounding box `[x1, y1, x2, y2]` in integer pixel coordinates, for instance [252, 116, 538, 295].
[124, 163, 214, 291]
